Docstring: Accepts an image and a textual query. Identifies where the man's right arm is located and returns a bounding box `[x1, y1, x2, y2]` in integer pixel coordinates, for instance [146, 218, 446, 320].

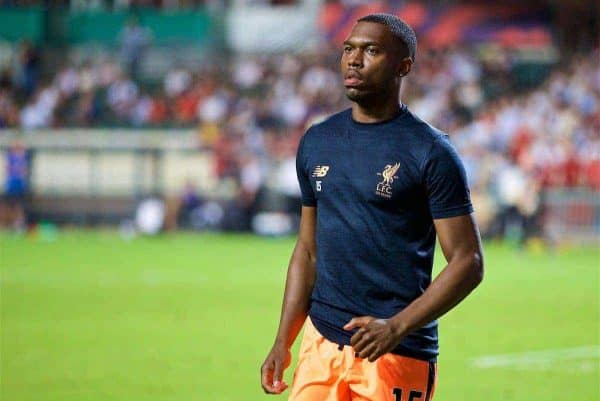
[260, 206, 317, 394]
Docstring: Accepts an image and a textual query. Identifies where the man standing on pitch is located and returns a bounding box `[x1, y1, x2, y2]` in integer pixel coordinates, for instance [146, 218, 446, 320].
[261, 13, 484, 401]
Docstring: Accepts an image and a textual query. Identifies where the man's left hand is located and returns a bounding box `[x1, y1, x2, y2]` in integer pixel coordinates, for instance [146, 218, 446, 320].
[343, 316, 404, 362]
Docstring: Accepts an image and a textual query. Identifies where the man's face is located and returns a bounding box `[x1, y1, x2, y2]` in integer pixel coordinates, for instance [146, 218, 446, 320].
[341, 21, 407, 103]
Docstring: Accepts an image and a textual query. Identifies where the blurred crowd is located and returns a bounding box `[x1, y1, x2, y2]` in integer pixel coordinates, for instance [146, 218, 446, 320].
[1, 37, 599, 235]
[451, 53, 599, 235]
[0, 0, 291, 9]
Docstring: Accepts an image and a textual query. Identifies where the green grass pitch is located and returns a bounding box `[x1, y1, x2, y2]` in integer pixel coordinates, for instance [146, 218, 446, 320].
[1, 231, 598, 401]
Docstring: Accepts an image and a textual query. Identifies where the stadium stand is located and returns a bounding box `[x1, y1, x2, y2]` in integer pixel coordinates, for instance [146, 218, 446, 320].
[0, 1, 598, 241]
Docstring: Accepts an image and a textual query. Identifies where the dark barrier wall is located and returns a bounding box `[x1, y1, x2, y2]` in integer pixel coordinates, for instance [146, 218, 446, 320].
[66, 10, 215, 45]
[0, 7, 44, 43]
[0, 7, 219, 46]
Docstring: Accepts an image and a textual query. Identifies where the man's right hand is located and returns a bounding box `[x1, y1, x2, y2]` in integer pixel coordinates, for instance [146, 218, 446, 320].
[260, 344, 292, 394]
[261, 206, 316, 395]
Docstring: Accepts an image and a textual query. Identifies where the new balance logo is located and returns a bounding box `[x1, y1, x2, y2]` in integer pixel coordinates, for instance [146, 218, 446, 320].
[312, 165, 330, 177]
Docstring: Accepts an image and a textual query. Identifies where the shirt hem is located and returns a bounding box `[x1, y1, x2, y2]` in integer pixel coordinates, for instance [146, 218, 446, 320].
[308, 311, 438, 362]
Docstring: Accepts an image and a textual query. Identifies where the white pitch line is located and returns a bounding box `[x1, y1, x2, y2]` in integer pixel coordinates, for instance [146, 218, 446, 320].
[472, 346, 600, 369]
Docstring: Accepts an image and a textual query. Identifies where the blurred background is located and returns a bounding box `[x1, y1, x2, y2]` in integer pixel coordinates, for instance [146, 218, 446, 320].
[0, 1, 598, 401]
[0, 0, 598, 243]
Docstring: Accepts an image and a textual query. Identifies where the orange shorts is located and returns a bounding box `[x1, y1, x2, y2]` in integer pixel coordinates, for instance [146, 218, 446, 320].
[288, 318, 437, 401]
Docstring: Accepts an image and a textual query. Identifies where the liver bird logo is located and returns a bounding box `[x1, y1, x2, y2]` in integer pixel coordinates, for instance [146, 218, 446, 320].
[380, 162, 400, 185]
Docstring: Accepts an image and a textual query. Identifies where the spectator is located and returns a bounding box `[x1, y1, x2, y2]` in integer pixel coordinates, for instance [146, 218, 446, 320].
[16, 40, 40, 98]
[106, 72, 138, 119]
[0, 140, 29, 231]
[119, 16, 152, 80]
[0, 69, 18, 127]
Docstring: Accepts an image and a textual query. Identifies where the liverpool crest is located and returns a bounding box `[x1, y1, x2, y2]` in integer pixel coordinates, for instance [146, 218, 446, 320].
[376, 162, 400, 198]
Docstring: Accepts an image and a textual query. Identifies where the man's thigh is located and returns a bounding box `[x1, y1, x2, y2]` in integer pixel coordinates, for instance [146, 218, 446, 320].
[350, 354, 437, 401]
[288, 319, 351, 401]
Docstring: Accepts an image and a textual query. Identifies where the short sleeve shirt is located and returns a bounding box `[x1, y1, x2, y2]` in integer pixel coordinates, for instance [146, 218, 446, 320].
[295, 106, 473, 361]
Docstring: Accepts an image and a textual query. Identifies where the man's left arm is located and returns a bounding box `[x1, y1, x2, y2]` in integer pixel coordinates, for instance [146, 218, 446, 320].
[345, 213, 484, 361]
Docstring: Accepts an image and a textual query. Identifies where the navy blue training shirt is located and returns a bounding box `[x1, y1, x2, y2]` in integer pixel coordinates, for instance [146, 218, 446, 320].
[296, 105, 473, 362]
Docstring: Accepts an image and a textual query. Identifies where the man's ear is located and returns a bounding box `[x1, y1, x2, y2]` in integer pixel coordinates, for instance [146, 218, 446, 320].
[398, 58, 413, 77]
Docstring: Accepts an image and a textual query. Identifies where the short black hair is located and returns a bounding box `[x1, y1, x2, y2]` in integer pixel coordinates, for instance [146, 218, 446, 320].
[357, 13, 417, 61]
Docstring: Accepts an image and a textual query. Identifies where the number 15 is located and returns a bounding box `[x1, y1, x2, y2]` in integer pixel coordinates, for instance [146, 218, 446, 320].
[393, 388, 423, 401]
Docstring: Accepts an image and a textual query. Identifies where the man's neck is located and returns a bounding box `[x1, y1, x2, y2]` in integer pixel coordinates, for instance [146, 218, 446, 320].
[351, 100, 402, 124]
